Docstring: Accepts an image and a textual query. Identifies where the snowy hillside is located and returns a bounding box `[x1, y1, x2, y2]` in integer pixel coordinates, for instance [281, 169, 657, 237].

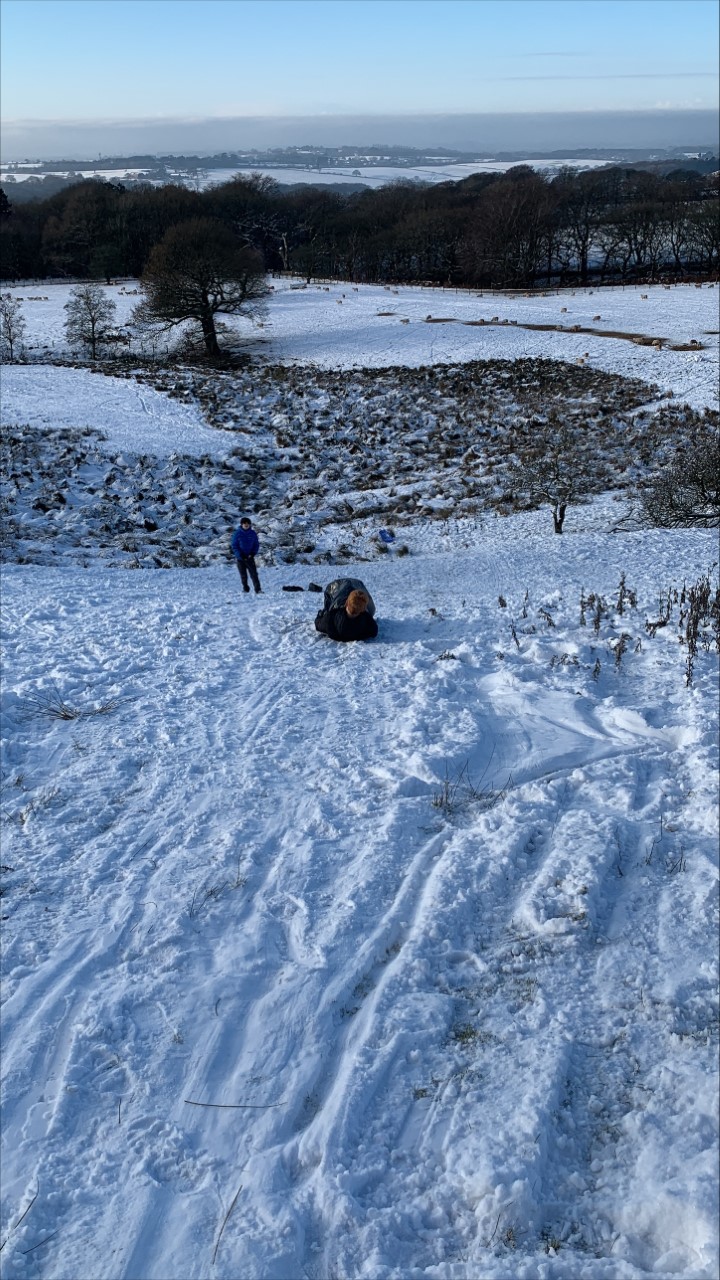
[1, 281, 718, 570]
[1, 281, 718, 1280]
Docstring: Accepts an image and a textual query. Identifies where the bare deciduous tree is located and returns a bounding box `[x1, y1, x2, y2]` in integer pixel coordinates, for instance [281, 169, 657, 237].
[0, 292, 27, 361]
[64, 283, 117, 359]
[507, 413, 610, 533]
[134, 217, 266, 358]
[689, 202, 720, 273]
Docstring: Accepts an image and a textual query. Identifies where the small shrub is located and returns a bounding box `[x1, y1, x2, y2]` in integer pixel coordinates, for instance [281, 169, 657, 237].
[612, 633, 632, 668]
[679, 569, 720, 685]
[616, 572, 637, 614]
[645, 586, 676, 636]
[586, 593, 607, 635]
[549, 653, 579, 668]
[21, 683, 129, 722]
[432, 759, 511, 816]
[641, 428, 720, 528]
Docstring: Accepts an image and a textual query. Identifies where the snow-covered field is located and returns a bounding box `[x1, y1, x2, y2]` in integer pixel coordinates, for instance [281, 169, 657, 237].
[1, 282, 718, 1280]
[3, 277, 718, 411]
[0, 157, 612, 190]
[197, 158, 611, 188]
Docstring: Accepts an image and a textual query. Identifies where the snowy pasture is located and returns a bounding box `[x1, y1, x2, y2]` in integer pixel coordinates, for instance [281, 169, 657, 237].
[0, 282, 718, 1280]
[3, 277, 719, 413]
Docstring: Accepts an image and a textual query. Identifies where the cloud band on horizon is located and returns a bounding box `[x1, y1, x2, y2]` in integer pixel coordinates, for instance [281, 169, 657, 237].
[1, 109, 718, 164]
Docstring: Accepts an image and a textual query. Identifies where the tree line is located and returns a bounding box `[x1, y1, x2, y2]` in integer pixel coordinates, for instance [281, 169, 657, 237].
[1, 163, 718, 288]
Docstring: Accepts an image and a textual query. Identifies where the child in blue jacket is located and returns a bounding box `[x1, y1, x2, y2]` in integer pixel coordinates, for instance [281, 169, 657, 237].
[231, 517, 262, 593]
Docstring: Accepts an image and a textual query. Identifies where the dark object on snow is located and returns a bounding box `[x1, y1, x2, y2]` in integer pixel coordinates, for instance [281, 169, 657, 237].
[378, 528, 395, 543]
[282, 585, 305, 592]
[315, 604, 378, 643]
[231, 517, 262, 594]
[307, 582, 323, 593]
[315, 577, 378, 643]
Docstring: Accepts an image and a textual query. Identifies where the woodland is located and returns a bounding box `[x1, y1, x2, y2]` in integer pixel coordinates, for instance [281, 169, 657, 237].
[1, 163, 718, 288]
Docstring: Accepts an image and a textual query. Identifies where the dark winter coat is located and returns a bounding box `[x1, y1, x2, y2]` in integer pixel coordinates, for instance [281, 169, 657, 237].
[231, 526, 260, 559]
[323, 577, 376, 616]
[315, 607, 378, 643]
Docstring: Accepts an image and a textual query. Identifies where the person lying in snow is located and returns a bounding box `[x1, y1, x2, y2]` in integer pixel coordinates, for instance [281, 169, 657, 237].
[231, 517, 262, 594]
[314, 578, 378, 642]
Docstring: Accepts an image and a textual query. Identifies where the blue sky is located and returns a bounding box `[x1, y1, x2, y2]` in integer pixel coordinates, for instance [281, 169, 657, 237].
[2, 0, 717, 118]
[1, 0, 718, 158]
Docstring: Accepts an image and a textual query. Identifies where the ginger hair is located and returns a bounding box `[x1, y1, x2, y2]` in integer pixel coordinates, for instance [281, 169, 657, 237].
[345, 590, 369, 617]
